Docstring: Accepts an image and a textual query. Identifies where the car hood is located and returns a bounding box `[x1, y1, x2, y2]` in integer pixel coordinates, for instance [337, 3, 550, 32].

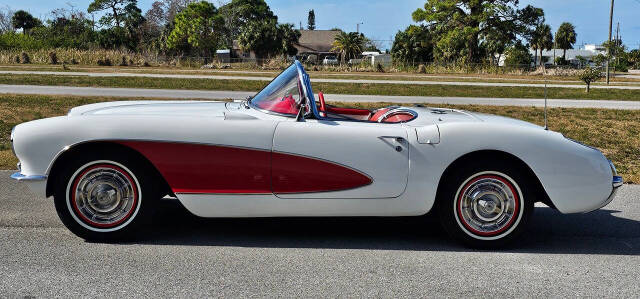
[67, 101, 229, 117]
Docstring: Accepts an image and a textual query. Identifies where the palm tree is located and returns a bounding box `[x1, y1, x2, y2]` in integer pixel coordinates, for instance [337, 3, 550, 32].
[531, 24, 553, 66]
[331, 31, 364, 62]
[555, 22, 577, 60]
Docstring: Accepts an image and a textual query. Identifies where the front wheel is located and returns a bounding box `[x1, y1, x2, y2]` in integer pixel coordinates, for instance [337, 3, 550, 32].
[53, 151, 159, 241]
[437, 163, 534, 248]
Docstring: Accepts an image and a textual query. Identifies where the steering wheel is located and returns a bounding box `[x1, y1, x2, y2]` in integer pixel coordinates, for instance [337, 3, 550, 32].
[318, 92, 327, 117]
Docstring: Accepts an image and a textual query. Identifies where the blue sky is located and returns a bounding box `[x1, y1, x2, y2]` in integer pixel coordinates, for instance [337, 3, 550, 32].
[3, 0, 640, 50]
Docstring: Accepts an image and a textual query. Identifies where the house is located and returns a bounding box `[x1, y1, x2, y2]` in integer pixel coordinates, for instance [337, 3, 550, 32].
[294, 30, 340, 62]
[224, 30, 340, 63]
[529, 44, 606, 67]
[231, 40, 257, 62]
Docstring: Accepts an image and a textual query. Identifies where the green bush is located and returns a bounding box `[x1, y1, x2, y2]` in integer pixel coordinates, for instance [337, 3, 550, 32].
[579, 66, 603, 92]
[21, 52, 30, 64]
[554, 56, 568, 65]
[0, 32, 43, 50]
[48, 51, 58, 64]
[504, 42, 532, 68]
[97, 58, 112, 66]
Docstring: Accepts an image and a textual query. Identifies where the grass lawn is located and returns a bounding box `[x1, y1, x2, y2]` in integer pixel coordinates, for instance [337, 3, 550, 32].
[1, 94, 638, 183]
[0, 74, 639, 101]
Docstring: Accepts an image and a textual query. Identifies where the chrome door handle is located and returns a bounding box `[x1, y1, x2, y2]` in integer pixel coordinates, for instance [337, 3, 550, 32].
[379, 136, 405, 143]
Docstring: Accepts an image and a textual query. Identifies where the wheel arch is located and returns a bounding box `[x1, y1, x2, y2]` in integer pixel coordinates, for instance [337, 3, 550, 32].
[435, 149, 554, 209]
[46, 141, 172, 198]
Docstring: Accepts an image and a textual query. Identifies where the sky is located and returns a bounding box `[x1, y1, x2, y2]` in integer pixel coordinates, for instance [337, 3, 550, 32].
[2, 0, 640, 50]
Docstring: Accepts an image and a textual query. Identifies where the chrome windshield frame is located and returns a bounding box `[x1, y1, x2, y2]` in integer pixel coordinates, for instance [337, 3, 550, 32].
[294, 60, 322, 120]
[248, 61, 321, 120]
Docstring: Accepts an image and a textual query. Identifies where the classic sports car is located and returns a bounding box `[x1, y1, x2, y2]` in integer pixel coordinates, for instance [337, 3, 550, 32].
[10, 61, 622, 247]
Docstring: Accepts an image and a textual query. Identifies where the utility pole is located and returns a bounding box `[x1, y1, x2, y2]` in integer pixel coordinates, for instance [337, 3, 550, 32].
[356, 22, 363, 33]
[606, 0, 614, 85]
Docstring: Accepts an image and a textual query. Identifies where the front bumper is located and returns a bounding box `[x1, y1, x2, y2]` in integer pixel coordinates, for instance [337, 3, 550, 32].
[10, 163, 48, 197]
[10, 163, 47, 182]
[595, 160, 623, 211]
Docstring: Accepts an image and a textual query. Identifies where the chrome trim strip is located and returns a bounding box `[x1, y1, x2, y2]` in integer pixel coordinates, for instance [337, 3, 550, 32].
[11, 172, 47, 181]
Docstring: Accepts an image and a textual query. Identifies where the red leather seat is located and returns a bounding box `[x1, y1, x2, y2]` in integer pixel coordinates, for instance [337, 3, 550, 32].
[369, 108, 390, 122]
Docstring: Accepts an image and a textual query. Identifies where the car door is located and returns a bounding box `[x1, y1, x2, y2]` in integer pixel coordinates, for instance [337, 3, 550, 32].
[272, 119, 409, 199]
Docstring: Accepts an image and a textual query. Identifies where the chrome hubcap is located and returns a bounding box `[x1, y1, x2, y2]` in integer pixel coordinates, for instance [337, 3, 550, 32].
[458, 176, 519, 236]
[72, 166, 137, 227]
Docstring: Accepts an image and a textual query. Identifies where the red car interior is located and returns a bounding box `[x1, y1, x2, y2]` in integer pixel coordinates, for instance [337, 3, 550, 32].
[256, 94, 298, 115]
[380, 111, 415, 123]
[262, 91, 416, 123]
[368, 108, 391, 122]
[315, 92, 416, 123]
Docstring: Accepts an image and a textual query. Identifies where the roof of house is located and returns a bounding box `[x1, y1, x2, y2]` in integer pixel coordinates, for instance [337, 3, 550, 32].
[295, 30, 340, 54]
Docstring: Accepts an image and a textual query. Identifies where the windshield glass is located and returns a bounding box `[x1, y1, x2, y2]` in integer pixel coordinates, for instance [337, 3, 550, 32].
[250, 64, 302, 116]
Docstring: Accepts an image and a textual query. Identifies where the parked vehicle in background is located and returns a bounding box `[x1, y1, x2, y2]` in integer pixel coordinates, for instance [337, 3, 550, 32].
[322, 56, 339, 65]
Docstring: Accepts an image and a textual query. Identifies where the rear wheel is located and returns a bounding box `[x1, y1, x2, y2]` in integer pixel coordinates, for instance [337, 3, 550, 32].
[53, 151, 160, 241]
[437, 162, 534, 248]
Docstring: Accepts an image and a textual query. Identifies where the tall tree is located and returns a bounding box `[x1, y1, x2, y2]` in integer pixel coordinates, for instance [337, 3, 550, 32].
[167, 1, 223, 57]
[307, 9, 315, 30]
[411, 0, 543, 63]
[218, 0, 276, 47]
[555, 22, 576, 60]
[0, 7, 15, 33]
[278, 23, 301, 56]
[11, 10, 41, 34]
[391, 25, 433, 63]
[531, 23, 553, 66]
[481, 27, 512, 65]
[331, 31, 364, 62]
[144, 1, 165, 34]
[88, 0, 136, 28]
[237, 18, 280, 59]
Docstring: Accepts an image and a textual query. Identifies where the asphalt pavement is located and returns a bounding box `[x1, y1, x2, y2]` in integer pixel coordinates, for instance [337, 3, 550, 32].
[1, 170, 639, 297]
[2, 70, 640, 90]
[2, 84, 640, 110]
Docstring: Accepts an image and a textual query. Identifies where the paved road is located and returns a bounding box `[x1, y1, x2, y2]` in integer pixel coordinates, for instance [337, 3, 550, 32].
[1, 170, 639, 297]
[2, 69, 640, 90]
[2, 84, 640, 110]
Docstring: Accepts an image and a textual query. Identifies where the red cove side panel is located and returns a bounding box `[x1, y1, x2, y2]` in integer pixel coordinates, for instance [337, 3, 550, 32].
[118, 141, 272, 194]
[118, 141, 372, 195]
[271, 152, 372, 194]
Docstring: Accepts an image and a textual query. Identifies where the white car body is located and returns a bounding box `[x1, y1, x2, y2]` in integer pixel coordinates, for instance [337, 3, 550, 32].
[11, 62, 621, 221]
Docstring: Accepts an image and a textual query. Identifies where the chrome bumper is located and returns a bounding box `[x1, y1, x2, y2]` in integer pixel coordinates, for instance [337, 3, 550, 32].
[10, 172, 47, 181]
[598, 161, 623, 210]
[10, 163, 47, 182]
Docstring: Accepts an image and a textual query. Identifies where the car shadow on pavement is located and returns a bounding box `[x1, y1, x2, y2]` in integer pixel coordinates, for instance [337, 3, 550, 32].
[129, 199, 640, 255]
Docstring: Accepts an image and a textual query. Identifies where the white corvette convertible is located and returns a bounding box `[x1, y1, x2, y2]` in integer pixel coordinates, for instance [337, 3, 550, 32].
[10, 61, 622, 247]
